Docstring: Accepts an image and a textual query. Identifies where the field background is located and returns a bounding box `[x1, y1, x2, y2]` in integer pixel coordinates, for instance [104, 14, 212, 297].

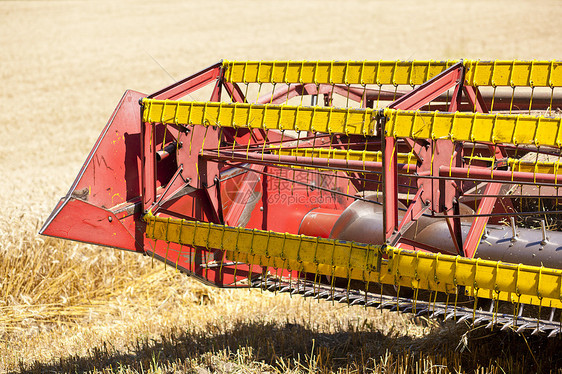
[1, 1, 562, 373]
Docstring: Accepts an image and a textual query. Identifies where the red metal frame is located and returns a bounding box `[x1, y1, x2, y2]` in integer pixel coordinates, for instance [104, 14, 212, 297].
[383, 63, 465, 243]
[149, 62, 222, 100]
[141, 120, 157, 211]
[201, 150, 417, 174]
[388, 188, 429, 247]
[42, 60, 562, 290]
[389, 62, 463, 111]
[382, 133, 398, 241]
[463, 182, 502, 258]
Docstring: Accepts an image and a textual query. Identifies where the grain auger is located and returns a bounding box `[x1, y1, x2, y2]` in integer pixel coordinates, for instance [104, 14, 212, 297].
[41, 60, 562, 335]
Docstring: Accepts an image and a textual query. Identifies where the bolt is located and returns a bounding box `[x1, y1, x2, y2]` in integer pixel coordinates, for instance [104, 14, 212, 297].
[108, 216, 113, 222]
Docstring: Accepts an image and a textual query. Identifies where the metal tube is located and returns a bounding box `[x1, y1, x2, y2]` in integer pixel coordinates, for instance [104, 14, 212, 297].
[478, 224, 562, 269]
[298, 208, 342, 238]
[440, 166, 562, 185]
[202, 150, 417, 173]
[156, 141, 178, 162]
[258, 83, 562, 110]
[330, 198, 562, 270]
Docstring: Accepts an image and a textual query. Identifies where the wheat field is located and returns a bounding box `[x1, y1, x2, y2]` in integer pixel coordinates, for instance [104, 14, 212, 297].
[1, 1, 562, 372]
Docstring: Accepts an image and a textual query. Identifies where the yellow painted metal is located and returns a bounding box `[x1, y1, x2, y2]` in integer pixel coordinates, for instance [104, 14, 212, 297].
[144, 214, 562, 308]
[509, 158, 562, 177]
[144, 213, 383, 274]
[464, 60, 562, 88]
[274, 147, 416, 167]
[223, 60, 458, 86]
[384, 109, 562, 148]
[142, 100, 562, 146]
[463, 156, 562, 177]
[223, 60, 562, 87]
[142, 99, 376, 135]
[224, 251, 450, 294]
[144, 213, 451, 293]
[386, 248, 562, 308]
[472, 287, 562, 309]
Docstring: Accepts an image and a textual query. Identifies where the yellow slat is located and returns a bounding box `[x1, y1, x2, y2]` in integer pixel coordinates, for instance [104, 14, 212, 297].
[465, 156, 562, 177]
[144, 214, 562, 307]
[509, 158, 562, 176]
[145, 214, 452, 293]
[142, 99, 376, 135]
[472, 287, 562, 309]
[464, 60, 562, 87]
[223, 60, 457, 86]
[223, 60, 562, 87]
[386, 249, 562, 307]
[225, 251, 450, 294]
[384, 109, 562, 148]
[144, 213, 383, 274]
[142, 101, 562, 147]
[274, 147, 416, 166]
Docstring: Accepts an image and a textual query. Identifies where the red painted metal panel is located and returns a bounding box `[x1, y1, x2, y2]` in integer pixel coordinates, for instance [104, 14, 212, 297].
[41, 198, 142, 252]
[40, 89, 180, 253]
[40, 90, 149, 252]
[70, 90, 145, 208]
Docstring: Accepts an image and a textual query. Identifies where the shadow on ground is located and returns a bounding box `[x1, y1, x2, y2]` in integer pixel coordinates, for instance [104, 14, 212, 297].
[16, 320, 562, 373]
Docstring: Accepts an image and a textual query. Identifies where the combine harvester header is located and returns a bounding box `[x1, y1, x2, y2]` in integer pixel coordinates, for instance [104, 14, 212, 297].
[41, 60, 562, 335]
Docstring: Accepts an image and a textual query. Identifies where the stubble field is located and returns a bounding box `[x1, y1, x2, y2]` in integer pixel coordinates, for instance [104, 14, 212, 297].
[1, 1, 562, 372]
